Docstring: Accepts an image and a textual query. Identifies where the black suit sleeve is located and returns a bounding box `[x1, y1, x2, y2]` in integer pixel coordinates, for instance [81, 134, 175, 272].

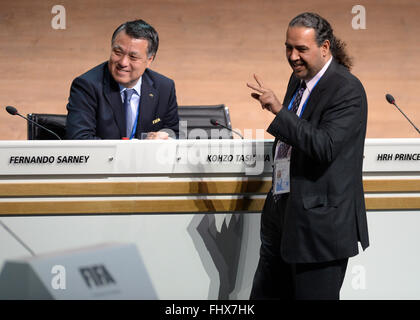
[267, 77, 365, 164]
[65, 77, 101, 140]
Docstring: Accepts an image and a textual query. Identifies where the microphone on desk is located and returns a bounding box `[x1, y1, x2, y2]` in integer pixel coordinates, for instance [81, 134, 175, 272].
[210, 118, 244, 139]
[5, 106, 62, 140]
[385, 94, 420, 135]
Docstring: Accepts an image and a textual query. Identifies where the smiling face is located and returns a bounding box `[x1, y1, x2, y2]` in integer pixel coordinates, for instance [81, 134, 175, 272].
[108, 30, 154, 88]
[285, 26, 331, 80]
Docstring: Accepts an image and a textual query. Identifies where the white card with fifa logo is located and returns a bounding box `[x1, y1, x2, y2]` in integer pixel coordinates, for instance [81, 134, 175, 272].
[273, 157, 290, 194]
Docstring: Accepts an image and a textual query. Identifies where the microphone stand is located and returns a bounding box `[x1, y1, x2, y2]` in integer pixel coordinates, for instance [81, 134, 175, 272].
[18, 113, 62, 140]
[390, 102, 420, 134]
[386, 94, 420, 135]
[210, 120, 244, 139]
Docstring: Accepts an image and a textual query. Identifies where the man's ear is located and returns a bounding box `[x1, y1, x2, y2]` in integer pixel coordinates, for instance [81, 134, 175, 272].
[321, 39, 330, 57]
[146, 55, 155, 68]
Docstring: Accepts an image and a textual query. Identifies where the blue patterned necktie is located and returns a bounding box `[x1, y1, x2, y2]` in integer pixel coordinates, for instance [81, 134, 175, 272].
[124, 89, 135, 138]
[275, 81, 307, 159]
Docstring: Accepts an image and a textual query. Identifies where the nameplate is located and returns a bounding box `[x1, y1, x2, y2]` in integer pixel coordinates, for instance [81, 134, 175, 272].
[0, 141, 116, 175]
[362, 139, 420, 172]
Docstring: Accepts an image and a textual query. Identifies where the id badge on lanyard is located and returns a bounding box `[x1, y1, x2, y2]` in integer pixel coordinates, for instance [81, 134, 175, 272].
[273, 156, 291, 195]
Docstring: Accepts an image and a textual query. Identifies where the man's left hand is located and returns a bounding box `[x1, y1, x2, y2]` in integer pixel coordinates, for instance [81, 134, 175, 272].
[145, 131, 170, 140]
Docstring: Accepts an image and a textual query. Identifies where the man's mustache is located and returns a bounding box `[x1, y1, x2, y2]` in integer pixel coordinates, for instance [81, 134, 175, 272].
[289, 59, 306, 67]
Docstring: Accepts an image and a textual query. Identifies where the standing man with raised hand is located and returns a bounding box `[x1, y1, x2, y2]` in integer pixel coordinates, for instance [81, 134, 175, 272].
[66, 19, 179, 140]
[247, 12, 369, 300]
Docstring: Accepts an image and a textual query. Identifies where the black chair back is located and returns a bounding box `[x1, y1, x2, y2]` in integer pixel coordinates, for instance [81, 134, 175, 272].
[27, 104, 233, 140]
[27, 113, 66, 140]
[178, 104, 233, 139]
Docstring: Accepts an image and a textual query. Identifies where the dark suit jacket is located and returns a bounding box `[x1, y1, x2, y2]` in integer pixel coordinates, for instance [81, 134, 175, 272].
[266, 59, 369, 263]
[65, 62, 179, 139]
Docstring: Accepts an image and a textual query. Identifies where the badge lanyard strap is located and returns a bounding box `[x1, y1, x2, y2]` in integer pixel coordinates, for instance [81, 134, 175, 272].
[287, 78, 321, 117]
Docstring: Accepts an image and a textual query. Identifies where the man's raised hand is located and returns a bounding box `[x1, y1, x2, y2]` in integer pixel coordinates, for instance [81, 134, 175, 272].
[247, 74, 283, 115]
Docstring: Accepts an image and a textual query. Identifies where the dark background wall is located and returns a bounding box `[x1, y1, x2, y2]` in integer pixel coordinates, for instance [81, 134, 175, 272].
[1, 0, 419, 139]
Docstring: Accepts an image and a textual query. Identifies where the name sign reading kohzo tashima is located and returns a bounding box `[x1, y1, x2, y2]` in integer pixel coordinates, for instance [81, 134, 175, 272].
[9, 155, 90, 164]
[376, 153, 420, 161]
[206, 154, 271, 163]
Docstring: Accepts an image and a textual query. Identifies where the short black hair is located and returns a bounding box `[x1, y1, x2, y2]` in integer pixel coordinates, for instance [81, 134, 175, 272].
[111, 19, 159, 58]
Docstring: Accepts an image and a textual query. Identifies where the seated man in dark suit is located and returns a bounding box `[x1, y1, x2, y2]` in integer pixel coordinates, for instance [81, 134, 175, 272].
[66, 19, 179, 140]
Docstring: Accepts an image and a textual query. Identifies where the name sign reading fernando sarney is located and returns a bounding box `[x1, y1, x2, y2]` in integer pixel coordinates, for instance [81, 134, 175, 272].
[8, 155, 90, 164]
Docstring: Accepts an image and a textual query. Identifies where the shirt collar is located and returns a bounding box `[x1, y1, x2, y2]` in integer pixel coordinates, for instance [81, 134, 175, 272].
[304, 56, 333, 93]
[119, 76, 142, 96]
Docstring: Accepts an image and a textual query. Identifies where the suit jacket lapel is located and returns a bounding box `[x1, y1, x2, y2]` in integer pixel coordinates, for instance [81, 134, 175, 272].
[103, 63, 126, 137]
[137, 70, 158, 135]
[300, 59, 337, 120]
